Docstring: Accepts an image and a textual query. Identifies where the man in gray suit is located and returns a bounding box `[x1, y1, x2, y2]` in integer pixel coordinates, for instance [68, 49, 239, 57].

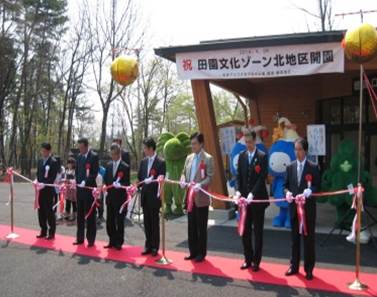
[180, 132, 214, 262]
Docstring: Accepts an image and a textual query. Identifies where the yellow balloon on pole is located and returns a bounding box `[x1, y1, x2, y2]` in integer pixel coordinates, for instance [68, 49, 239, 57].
[110, 55, 139, 86]
[343, 23, 377, 63]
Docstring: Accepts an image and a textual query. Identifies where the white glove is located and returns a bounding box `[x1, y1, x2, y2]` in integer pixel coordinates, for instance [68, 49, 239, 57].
[179, 176, 186, 189]
[285, 191, 293, 203]
[246, 192, 254, 203]
[303, 188, 312, 198]
[144, 176, 153, 184]
[113, 181, 121, 189]
[33, 180, 45, 190]
[80, 181, 85, 187]
[193, 183, 201, 193]
[347, 184, 355, 196]
[234, 191, 241, 200]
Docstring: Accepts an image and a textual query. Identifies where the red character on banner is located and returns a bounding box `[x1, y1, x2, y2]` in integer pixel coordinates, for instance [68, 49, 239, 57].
[149, 168, 156, 178]
[85, 163, 90, 178]
[305, 174, 312, 188]
[255, 164, 261, 174]
[199, 160, 206, 179]
[182, 59, 192, 71]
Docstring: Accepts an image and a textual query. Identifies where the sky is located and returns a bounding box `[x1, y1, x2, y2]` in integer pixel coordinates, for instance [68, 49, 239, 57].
[141, 0, 377, 48]
[67, 0, 377, 130]
[69, 0, 377, 50]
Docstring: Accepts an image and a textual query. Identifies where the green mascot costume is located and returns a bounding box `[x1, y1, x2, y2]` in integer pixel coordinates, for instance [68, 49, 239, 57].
[157, 132, 191, 216]
[321, 139, 377, 242]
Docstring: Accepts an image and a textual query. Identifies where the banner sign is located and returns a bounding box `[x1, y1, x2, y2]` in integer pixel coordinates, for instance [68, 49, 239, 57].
[176, 42, 344, 80]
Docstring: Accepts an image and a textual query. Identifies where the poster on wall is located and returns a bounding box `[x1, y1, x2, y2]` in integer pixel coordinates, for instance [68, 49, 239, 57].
[307, 124, 326, 156]
[219, 127, 236, 155]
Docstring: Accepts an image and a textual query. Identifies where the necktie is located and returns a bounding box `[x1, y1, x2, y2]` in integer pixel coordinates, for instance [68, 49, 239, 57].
[248, 152, 252, 165]
[190, 154, 199, 182]
[297, 162, 303, 185]
[113, 161, 117, 177]
[148, 157, 153, 175]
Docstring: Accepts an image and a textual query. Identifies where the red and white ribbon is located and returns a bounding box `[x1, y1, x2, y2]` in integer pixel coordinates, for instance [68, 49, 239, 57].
[185, 182, 196, 213]
[295, 194, 307, 236]
[32, 180, 43, 210]
[119, 185, 137, 214]
[85, 187, 101, 220]
[237, 198, 248, 236]
[53, 183, 67, 211]
[348, 185, 364, 242]
[157, 175, 164, 198]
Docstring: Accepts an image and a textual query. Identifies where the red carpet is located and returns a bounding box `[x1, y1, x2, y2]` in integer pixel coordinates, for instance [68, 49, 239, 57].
[1, 224, 376, 296]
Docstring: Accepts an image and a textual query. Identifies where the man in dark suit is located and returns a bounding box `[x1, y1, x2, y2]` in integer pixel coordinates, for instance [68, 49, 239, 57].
[103, 143, 130, 250]
[284, 138, 320, 281]
[35, 142, 59, 239]
[236, 130, 269, 271]
[113, 138, 131, 172]
[74, 137, 99, 247]
[138, 137, 166, 257]
[180, 132, 214, 263]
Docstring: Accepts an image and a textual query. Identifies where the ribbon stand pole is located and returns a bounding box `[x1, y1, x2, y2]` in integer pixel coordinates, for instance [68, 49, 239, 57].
[156, 179, 172, 265]
[348, 64, 367, 291]
[6, 169, 19, 239]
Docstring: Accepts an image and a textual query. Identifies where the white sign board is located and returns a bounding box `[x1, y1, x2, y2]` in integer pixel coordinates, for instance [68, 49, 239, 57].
[176, 42, 344, 80]
[219, 126, 236, 155]
[307, 125, 326, 156]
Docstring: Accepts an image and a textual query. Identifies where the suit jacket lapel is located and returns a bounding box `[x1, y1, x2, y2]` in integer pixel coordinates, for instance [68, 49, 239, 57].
[292, 160, 299, 189]
[299, 161, 309, 189]
[144, 158, 149, 178]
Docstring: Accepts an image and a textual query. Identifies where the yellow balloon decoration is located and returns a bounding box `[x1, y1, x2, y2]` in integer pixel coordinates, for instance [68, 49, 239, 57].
[343, 23, 377, 63]
[110, 55, 139, 86]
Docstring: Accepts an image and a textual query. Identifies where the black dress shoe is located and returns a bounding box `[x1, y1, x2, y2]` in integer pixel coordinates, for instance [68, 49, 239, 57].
[104, 244, 113, 249]
[305, 272, 314, 280]
[141, 249, 151, 255]
[251, 264, 260, 272]
[114, 245, 122, 251]
[195, 256, 205, 263]
[87, 242, 95, 247]
[46, 234, 55, 240]
[36, 233, 47, 239]
[184, 255, 196, 260]
[240, 262, 251, 270]
[73, 241, 84, 245]
[285, 267, 299, 276]
[151, 249, 158, 257]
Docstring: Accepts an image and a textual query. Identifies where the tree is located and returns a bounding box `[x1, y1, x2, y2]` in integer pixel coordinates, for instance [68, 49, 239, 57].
[84, 0, 143, 157]
[0, 35, 17, 169]
[294, 0, 334, 32]
[56, 11, 91, 160]
[9, 0, 68, 174]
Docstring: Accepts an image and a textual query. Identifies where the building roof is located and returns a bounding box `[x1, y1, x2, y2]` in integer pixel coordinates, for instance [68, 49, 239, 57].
[154, 30, 345, 62]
